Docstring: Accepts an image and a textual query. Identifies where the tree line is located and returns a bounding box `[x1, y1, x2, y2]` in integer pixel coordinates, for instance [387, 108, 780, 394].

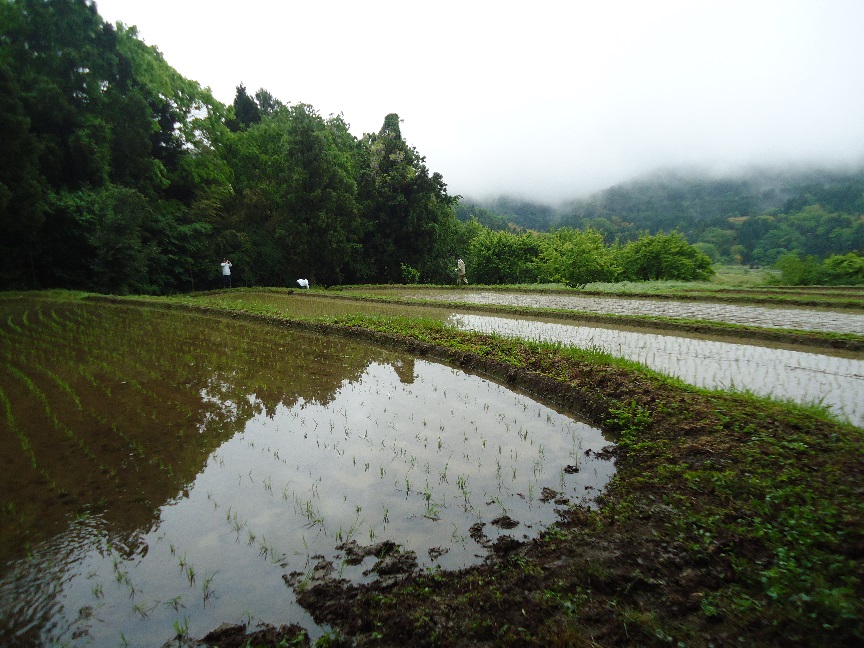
[1, 0, 465, 292]
[464, 169, 864, 270]
[2, 0, 795, 294]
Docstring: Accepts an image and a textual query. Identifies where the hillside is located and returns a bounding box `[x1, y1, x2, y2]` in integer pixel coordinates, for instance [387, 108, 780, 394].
[459, 166, 864, 265]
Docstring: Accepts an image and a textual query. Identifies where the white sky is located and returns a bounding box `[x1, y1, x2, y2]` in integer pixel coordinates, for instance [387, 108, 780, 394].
[93, 0, 864, 203]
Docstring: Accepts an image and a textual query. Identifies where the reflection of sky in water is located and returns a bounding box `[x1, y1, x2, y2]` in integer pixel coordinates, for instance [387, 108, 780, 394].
[1, 360, 612, 646]
[449, 314, 864, 427]
[411, 291, 864, 335]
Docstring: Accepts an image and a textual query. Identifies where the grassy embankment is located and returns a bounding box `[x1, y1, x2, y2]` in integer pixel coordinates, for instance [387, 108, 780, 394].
[6, 288, 862, 646]
[113, 287, 863, 647]
[187, 280, 864, 352]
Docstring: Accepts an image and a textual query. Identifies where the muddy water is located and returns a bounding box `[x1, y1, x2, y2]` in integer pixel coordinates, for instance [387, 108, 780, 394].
[0, 298, 611, 645]
[192, 292, 864, 427]
[404, 290, 864, 335]
[448, 314, 864, 427]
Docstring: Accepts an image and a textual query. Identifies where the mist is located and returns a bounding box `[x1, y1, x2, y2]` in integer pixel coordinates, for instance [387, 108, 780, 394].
[94, 0, 864, 204]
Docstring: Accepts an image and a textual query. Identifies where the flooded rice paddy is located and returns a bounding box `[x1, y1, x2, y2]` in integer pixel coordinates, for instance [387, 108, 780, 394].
[0, 298, 612, 645]
[199, 292, 864, 427]
[403, 290, 864, 335]
[449, 314, 864, 427]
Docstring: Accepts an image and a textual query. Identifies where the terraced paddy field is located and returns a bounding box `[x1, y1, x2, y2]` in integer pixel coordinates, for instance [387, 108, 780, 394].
[184, 289, 864, 427]
[1, 289, 862, 646]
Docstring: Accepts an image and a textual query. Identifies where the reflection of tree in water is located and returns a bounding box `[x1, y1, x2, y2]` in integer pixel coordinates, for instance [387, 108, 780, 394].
[197, 327, 416, 424]
[392, 357, 416, 384]
[0, 298, 422, 641]
[0, 300, 413, 564]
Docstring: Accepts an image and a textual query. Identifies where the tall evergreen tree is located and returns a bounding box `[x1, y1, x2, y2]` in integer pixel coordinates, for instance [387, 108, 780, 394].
[357, 113, 458, 283]
[0, 63, 46, 287]
[227, 83, 261, 132]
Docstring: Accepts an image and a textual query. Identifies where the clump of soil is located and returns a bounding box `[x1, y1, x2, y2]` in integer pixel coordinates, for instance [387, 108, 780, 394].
[164, 622, 312, 648]
[490, 514, 519, 529]
[343, 539, 398, 563]
[282, 540, 420, 595]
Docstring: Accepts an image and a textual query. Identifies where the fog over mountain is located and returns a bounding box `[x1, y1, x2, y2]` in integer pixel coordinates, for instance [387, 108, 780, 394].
[94, 0, 864, 203]
[460, 163, 864, 233]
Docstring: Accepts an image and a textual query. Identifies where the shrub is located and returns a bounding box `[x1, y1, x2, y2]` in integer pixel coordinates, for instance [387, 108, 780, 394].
[617, 231, 715, 281]
[539, 228, 620, 287]
[468, 230, 544, 284]
[821, 252, 864, 285]
[774, 253, 823, 285]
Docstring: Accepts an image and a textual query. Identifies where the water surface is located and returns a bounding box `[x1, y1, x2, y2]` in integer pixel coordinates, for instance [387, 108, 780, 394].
[447, 314, 864, 427]
[404, 290, 864, 335]
[0, 298, 611, 645]
[195, 292, 864, 427]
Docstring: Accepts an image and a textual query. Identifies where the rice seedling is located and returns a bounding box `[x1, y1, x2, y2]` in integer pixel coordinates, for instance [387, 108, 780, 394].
[0, 385, 37, 468]
[5, 363, 98, 461]
[165, 595, 184, 611]
[0, 295, 624, 642]
[172, 616, 190, 640]
[202, 572, 216, 605]
[132, 600, 156, 618]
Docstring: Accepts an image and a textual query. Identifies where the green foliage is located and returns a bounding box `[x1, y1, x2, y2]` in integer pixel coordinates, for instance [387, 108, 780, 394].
[3, 0, 859, 294]
[692, 242, 720, 263]
[606, 401, 653, 453]
[454, 202, 510, 231]
[0, 0, 229, 292]
[482, 196, 556, 231]
[400, 264, 420, 284]
[281, 106, 360, 286]
[0, 61, 46, 288]
[468, 230, 544, 284]
[822, 252, 864, 285]
[559, 170, 864, 266]
[356, 113, 459, 284]
[227, 83, 261, 132]
[617, 231, 715, 281]
[774, 251, 864, 286]
[538, 228, 620, 287]
[774, 253, 823, 286]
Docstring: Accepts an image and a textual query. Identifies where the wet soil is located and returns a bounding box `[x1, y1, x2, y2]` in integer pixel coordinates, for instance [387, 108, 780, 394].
[284, 333, 861, 647]
[93, 298, 864, 647]
[170, 622, 311, 647]
[293, 290, 864, 351]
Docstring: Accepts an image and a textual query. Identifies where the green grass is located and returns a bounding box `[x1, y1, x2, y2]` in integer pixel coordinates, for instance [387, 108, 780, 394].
[5, 287, 862, 645]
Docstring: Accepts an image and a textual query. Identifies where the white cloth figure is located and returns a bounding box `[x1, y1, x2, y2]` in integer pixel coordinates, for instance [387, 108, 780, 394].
[456, 258, 467, 285]
[296, 279, 310, 289]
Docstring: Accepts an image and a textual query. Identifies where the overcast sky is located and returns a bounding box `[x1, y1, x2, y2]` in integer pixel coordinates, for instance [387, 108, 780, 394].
[93, 0, 864, 203]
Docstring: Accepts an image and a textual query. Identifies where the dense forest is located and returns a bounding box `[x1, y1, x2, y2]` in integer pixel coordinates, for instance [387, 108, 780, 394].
[462, 167, 864, 269]
[2, 0, 863, 293]
[0, 0, 461, 292]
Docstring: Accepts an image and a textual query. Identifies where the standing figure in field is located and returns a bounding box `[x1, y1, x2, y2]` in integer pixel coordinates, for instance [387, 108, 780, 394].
[221, 258, 232, 288]
[456, 257, 468, 285]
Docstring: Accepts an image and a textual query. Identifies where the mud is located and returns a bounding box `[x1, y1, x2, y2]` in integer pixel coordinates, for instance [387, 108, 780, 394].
[71, 298, 862, 647]
[176, 319, 863, 647]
